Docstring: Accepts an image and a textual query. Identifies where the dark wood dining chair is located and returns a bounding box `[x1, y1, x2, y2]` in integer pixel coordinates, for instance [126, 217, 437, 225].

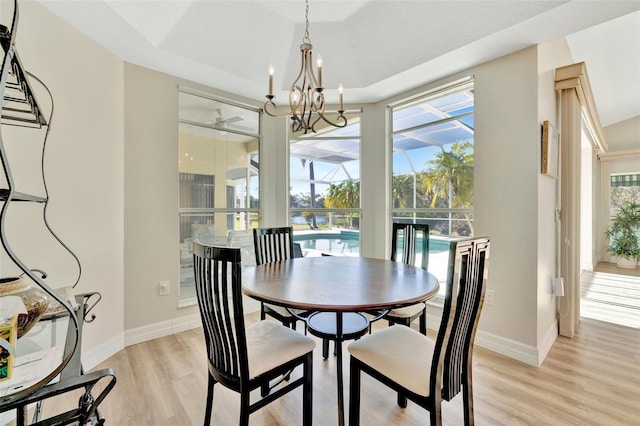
[252, 226, 304, 329]
[348, 237, 491, 426]
[192, 241, 315, 426]
[384, 222, 430, 333]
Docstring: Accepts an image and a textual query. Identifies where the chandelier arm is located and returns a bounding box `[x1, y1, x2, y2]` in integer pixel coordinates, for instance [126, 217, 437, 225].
[263, 98, 293, 118]
[291, 115, 304, 133]
[290, 85, 304, 111]
[305, 109, 313, 132]
[291, 45, 308, 94]
[303, 45, 321, 90]
[316, 111, 348, 129]
[309, 92, 325, 132]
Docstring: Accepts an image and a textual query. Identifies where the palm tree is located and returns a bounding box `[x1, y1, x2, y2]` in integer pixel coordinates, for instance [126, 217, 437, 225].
[324, 180, 360, 228]
[392, 174, 415, 208]
[422, 141, 474, 235]
[301, 159, 318, 228]
[393, 172, 431, 209]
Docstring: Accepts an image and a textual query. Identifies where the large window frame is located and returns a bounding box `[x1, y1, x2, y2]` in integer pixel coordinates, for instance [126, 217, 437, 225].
[390, 79, 475, 291]
[178, 89, 261, 302]
[288, 111, 362, 256]
[390, 79, 474, 234]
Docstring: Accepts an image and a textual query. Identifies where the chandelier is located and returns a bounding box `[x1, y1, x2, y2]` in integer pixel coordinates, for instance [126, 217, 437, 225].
[264, 0, 347, 134]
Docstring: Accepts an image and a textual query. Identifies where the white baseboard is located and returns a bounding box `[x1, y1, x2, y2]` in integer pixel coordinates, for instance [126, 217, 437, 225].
[92, 309, 557, 371]
[82, 333, 125, 371]
[427, 313, 551, 367]
[537, 320, 558, 366]
[44, 315, 204, 375]
[123, 298, 259, 351]
[124, 313, 202, 347]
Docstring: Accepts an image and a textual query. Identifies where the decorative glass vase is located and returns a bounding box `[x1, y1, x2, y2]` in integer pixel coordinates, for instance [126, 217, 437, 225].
[0, 276, 50, 338]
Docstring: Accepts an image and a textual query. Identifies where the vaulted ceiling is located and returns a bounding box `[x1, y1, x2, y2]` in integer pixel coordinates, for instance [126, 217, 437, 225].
[40, 1, 640, 129]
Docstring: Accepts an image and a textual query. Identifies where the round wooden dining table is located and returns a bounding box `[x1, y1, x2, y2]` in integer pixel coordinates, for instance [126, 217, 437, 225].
[242, 256, 440, 426]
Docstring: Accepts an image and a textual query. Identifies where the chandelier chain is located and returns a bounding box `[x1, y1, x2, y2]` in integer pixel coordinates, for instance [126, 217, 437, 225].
[303, 0, 310, 44]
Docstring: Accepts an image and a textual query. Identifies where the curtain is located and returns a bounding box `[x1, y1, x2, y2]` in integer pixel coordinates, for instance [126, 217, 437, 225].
[611, 174, 640, 187]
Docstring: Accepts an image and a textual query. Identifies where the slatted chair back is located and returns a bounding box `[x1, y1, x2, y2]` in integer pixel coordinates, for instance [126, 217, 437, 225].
[431, 237, 491, 404]
[253, 226, 295, 265]
[192, 241, 248, 389]
[391, 223, 429, 270]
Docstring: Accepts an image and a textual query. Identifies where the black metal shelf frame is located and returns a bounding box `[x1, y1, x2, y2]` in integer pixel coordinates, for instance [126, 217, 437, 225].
[0, 1, 115, 424]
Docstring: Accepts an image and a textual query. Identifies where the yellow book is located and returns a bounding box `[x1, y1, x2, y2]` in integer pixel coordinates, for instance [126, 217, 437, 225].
[0, 315, 17, 381]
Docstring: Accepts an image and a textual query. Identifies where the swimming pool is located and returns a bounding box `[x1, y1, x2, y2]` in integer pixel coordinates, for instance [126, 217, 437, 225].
[293, 229, 450, 256]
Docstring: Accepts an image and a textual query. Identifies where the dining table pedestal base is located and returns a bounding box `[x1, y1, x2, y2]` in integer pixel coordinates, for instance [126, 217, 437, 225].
[306, 311, 370, 426]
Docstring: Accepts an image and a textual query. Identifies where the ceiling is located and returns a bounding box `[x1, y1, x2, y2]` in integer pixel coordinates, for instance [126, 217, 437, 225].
[39, 1, 640, 130]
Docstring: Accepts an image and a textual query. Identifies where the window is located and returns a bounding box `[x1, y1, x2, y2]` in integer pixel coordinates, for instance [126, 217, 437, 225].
[391, 80, 474, 234]
[178, 90, 260, 300]
[610, 173, 640, 210]
[289, 112, 361, 256]
[391, 80, 474, 286]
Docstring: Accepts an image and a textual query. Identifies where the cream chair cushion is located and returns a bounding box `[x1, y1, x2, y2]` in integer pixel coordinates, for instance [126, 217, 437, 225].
[387, 302, 426, 318]
[348, 325, 434, 397]
[247, 320, 315, 378]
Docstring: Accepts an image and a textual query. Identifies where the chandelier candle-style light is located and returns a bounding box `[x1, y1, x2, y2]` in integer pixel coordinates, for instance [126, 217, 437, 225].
[264, 0, 347, 134]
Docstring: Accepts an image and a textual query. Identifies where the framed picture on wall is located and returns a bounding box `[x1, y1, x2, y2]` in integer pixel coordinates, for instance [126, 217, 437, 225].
[541, 120, 559, 178]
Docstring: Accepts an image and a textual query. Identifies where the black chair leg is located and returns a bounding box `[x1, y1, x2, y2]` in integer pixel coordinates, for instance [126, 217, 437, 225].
[419, 309, 427, 335]
[322, 338, 330, 359]
[239, 392, 250, 426]
[397, 392, 407, 408]
[204, 374, 215, 425]
[463, 376, 474, 425]
[260, 383, 270, 397]
[303, 353, 313, 426]
[430, 405, 441, 426]
[349, 359, 361, 426]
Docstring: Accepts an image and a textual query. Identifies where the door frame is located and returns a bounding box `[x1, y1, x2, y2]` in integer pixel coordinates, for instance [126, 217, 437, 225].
[554, 62, 608, 337]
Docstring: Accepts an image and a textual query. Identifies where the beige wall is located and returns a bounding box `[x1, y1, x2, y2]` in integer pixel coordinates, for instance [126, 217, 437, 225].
[473, 47, 541, 347]
[2, 1, 125, 364]
[123, 63, 184, 330]
[604, 116, 640, 151]
[178, 133, 253, 176]
[536, 38, 574, 353]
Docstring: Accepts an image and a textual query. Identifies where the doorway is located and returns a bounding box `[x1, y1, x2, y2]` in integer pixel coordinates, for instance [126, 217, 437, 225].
[581, 163, 640, 329]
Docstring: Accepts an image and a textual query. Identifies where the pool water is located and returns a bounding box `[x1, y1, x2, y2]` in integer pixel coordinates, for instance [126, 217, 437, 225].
[293, 230, 450, 256]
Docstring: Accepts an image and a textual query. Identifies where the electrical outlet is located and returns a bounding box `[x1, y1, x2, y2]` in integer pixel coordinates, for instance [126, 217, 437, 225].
[485, 289, 495, 306]
[158, 280, 170, 296]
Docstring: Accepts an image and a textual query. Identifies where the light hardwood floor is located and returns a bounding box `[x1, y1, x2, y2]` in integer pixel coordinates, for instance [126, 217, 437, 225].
[42, 308, 640, 426]
[582, 263, 640, 329]
[594, 261, 640, 278]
